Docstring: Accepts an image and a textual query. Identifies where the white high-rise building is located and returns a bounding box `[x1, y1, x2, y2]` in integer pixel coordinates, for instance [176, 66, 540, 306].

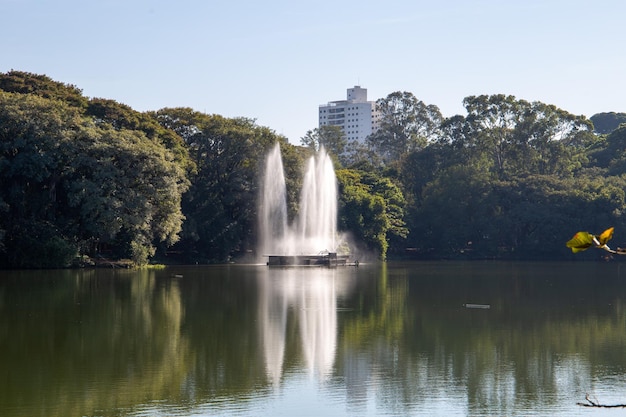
[318, 86, 380, 143]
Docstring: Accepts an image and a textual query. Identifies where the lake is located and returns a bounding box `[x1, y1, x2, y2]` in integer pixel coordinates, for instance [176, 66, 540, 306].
[1, 261, 626, 416]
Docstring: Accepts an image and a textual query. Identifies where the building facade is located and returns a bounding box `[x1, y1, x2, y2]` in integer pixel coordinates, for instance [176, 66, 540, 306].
[318, 86, 380, 143]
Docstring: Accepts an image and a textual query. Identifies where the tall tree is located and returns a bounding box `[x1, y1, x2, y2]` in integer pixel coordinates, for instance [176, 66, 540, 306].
[300, 125, 349, 166]
[0, 70, 88, 109]
[64, 127, 189, 264]
[336, 169, 407, 260]
[0, 91, 190, 267]
[596, 125, 626, 175]
[300, 125, 346, 154]
[0, 92, 81, 267]
[89, 98, 192, 171]
[462, 94, 593, 179]
[366, 91, 443, 164]
[153, 108, 286, 262]
[591, 112, 626, 134]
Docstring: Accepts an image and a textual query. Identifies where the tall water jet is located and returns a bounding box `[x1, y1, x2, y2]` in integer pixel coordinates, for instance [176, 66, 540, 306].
[297, 151, 337, 255]
[258, 143, 289, 257]
[258, 143, 339, 261]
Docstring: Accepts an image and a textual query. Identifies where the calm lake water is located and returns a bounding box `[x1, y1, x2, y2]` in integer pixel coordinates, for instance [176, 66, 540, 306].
[1, 261, 626, 416]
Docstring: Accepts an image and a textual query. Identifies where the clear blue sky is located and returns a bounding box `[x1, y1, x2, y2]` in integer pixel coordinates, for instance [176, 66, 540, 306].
[2, 0, 624, 144]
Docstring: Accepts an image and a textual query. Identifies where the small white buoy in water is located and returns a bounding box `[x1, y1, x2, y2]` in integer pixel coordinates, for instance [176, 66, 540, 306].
[463, 303, 490, 309]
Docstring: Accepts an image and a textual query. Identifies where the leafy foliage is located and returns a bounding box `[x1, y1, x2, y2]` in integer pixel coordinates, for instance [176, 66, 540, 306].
[566, 227, 619, 254]
[0, 80, 189, 267]
[591, 112, 626, 134]
[460, 95, 593, 180]
[336, 169, 407, 259]
[300, 125, 346, 162]
[366, 91, 443, 164]
[152, 108, 286, 262]
[0, 70, 88, 109]
[3, 71, 626, 265]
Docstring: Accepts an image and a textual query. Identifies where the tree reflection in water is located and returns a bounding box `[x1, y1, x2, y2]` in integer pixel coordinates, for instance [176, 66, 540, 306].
[3, 262, 626, 416]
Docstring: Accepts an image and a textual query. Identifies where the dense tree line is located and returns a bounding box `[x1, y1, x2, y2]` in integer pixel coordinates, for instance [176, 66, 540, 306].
[382, 94, 626, 260]
[308, 92, 626, 261]
[0, 74, 190, 267]
[1, 70, 625, 268]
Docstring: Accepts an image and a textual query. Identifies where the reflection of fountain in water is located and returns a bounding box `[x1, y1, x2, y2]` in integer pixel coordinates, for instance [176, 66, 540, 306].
[258, 271, 292, 387]
[258, 143, 338, 259]
[258, 269, 353, 387]
[298, 273, 336, 380]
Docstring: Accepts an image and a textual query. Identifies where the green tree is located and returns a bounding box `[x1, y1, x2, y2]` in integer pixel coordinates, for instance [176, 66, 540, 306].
[398, 142, 458, 249]
[593, 125, 626, 175]
[64, 127, 189, 264]
[0, 70, 88, 109]
[461, 95, 593, 180]
[89, 98, 192, 171]
[0, 91, 189, 267]
[407, 162, 626, 260]
[366, 91, 442, 164]
[591, 112, 626, 134]
[153, 108, 286, 262]
[300, 125, 348, 165]
[411, 164, 495, 258]
[0, 92, 81, 267]
[336, 169, 407, 259]
[490, 174, 626, 259]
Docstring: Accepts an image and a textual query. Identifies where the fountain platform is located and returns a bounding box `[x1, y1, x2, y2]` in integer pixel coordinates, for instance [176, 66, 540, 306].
[267, 252, 349, 267]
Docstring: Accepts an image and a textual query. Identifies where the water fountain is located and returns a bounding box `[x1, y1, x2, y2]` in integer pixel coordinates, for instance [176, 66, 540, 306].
[258, 143, 347, 266]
